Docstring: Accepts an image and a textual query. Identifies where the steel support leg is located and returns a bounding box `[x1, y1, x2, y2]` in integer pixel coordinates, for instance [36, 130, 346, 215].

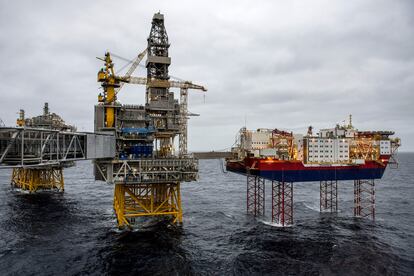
[113, 182, 183, 229]
[354, 179, 375, 220]
[246, 175, 265, 217]
[11, 167, 64, 193]
[320, 180, 338, 213]
[272, 181, 293, 226]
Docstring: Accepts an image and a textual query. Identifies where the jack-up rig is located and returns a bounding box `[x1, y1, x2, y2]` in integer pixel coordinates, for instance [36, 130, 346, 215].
[226, 116, 400, 226]
[0, 12, 206, 229]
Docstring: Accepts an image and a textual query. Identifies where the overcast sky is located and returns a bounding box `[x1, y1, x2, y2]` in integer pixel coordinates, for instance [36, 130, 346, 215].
[0, 0, 413, 151]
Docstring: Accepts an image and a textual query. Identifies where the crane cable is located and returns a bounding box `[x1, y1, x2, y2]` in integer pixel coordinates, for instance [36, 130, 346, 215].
[110, 52, 184, 81]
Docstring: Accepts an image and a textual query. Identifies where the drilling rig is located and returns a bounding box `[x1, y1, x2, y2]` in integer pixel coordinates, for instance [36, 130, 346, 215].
[94, 12, 207, 228]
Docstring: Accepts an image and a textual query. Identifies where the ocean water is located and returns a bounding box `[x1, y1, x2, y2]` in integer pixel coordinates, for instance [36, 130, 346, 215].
[0, 153, 413, 275]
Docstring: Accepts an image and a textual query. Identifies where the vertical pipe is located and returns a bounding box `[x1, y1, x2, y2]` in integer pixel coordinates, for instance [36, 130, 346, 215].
[21, 130, 24, 166]
[271, 181, 274, 222]
[372, 180, 375, 221]
[281, 181, 285, 226]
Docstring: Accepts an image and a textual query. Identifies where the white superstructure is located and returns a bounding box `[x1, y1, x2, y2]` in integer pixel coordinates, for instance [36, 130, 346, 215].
[233, 116, 398, 165]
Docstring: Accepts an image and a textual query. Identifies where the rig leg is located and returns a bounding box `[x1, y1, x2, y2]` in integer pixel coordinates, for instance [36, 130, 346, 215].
[113, 182, 183, 229]
[11, 167, 64, 193]
[246, 175, 265, 217]
[320, 180, 338, 213]
[354, 179, 375, 220]
[272, 181, 293, 226]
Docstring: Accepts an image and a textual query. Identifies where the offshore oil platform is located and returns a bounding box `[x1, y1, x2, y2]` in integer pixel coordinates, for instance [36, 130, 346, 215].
[226, 117, 400, 226]
[93, 12, 206, 228]
[0, 12, 400, 230]
[0, 12, 206, 229]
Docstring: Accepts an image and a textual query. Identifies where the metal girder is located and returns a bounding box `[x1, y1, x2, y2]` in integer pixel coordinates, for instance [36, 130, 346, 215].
[354, 179, 375, 219]
[0, 127, 86, 166]
[272, 181, 293, 226]
[0, 127, 113, 168]
[113, 182, 182, 229]
[114, 48, 147, 94]
[127, 76, 207, 91]
[11, 167, 64, 193]
[246, 174, 265, 217]
[320, 180, 338, 213]
[95, 158, 198, 184]
[179, 88, 188, 157]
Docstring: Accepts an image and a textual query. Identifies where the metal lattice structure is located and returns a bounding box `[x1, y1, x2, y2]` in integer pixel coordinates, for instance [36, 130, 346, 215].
[320, 180, 338, 213]
[147, 13, 170, 80]
[0, 126, 114, 193]
[94, 158, 198, 184]
[246, 174, 265, 217]
[0, 127, 114, 167]
[354, 179, 375, 219]
[0, 127, 86, 166]
[114, 182, 182, 228]
[179, 88, 188, 156]
[11, 167, 64, 192]
[272, 181, 293, 226]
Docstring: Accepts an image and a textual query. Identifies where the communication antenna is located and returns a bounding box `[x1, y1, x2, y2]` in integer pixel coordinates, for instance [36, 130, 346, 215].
[0, 118, 5, 127]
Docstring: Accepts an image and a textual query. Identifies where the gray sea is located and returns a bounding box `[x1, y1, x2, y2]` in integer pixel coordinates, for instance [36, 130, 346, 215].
[0, 153, 413, 275]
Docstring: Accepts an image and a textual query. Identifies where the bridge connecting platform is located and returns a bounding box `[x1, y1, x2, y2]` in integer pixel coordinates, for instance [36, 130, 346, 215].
[0, 127, 115, 192]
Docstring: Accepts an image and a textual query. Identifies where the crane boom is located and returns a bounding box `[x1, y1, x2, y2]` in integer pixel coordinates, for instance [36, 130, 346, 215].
[114, 48, 147, 94]
[127, 76, 207, 91]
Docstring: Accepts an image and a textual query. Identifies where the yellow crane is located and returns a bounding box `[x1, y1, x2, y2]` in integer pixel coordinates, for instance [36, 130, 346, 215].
[96, 49, 147, 128]
[97, 51, 207, 155]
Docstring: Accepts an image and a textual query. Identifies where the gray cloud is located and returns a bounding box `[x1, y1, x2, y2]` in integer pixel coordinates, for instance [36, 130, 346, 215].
[0, 0, 413, 151]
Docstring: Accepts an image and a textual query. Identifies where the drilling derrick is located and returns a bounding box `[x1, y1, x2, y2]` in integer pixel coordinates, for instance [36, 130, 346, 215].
[94, 12, 204, 229]
[146, 12, 178, 157]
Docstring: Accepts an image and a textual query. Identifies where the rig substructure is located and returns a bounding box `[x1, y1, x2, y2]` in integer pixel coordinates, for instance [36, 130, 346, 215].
[226, 116, 400, 226]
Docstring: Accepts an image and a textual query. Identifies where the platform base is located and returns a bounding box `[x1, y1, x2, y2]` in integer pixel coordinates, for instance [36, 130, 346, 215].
[113, 182, 182, 229]
[11, 167, 64, 193]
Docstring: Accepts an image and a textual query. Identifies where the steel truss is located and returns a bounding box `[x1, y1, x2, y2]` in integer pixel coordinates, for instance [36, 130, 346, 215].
[246, 174, 265, 217]
[95, 158, 198, 184]
[0, 127, 87, 166]
[354, 179, 375, 219]
[113, 182, 182, 228]
[11, 166, 64, 193]
[320, 180, 338, 213]
[179, 88, 188, 157]
[272, 181, 293, 226]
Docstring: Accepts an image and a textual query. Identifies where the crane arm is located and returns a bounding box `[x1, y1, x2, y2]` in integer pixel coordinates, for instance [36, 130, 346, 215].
[114, 48, 147, 94]
[126, 76, 147, 85]
[127, 77, 207, 91]
[169, 80, 207, 91]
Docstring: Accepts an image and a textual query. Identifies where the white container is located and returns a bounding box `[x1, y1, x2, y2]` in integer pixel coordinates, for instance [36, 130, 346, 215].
[260, 148, 277, 157]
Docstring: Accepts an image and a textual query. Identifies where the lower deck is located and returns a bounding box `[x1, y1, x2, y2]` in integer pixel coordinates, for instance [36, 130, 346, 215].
[226, 159, 386, 182]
